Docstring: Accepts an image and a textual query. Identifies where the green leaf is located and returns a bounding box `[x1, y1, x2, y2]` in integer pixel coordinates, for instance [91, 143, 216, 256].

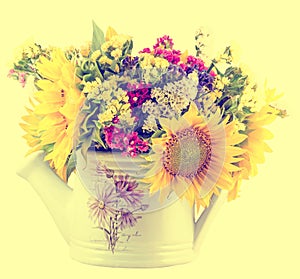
[122, 39, 133, 57]
[91, 21, 105, 52]
[42, 143, 54, 153]
[83, 73, 94, 82]
[93, 128, 106, 149]
[76, 67, 84, 79]
[66, 151, 76, 181]
[109, 59, 118, 72]
[242, 106, 252, 114]
[80, 135, 93, 164]
[151, 129, 165, 139]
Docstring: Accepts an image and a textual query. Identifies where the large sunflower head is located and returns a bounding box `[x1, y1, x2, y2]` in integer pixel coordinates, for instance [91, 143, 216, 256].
[20, 48, 84, 181]
[144, 102, 246, 210]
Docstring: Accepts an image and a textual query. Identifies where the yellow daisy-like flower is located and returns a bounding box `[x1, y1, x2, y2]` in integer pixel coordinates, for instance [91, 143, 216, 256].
[143, 102, 247, 211]
[228, 86, 282, 200]
[21, 48, 84, 181]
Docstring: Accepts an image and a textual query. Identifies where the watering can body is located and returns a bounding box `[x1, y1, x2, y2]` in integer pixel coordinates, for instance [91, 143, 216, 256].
[17, 151, 225, 267]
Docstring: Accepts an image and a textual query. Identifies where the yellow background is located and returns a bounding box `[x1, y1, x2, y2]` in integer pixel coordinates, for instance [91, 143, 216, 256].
[0, 0, 299, 278]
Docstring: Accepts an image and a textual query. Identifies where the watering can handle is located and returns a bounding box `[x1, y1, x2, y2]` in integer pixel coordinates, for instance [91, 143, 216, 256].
[193, 192, 225, 251]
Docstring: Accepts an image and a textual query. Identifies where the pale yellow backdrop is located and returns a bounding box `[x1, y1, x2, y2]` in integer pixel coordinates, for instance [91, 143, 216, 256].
[0, 0, 299, 278]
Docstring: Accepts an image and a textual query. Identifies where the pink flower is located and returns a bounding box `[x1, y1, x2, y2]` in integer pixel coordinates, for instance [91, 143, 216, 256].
[209, 70, 217, 77]
[125, 131, 149, 156]
[154, 49, 181, 64]
[104, 126, 149, 157]
[126, 83, 151, 109]
[154, 48, 163, 56]
[112, 116, 119, 124]
[139, 47, 151, 53]
[104, 126, 125, 151]
[18, 72, 26, 87]
[179, 63, 188, 71]
[186, 55, 205, 71]
[153, 35, 174, 49]
[7, 69, 15, 78]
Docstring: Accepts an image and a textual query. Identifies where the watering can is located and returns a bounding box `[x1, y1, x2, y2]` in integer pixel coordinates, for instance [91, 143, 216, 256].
[17, 150, 225, 267]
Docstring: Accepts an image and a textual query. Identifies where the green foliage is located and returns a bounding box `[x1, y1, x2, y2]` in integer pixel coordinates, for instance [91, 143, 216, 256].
[66, 151, 76, 180]
[76, 97, 107, 161]
[91, 21, 105, 52]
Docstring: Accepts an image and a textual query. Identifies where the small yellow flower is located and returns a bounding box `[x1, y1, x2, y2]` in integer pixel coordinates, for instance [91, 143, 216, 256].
[221, 77, 230, 86]
[119, 103, 130, 114]
[90, 50, 101, 62]
[81, 78, 102, 94]
[139, 53, 169, 69]
[101, 41, 111, 53]
[213, 89, 223, 99]
[110, 34, 131, 49]
[99, 55, 112, 65]
[111, 49, 122, 59]
[214, 76, 230, 91]
[154, 57, 169, 68]
[139, 53, 155, 68]
[110, 99, 120, 110]
[98, 109, 115, 123]
[116, 91, 129, 103]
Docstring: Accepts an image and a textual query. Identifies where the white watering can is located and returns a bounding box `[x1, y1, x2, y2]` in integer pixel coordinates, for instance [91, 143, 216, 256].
[17, 150, 226, 267]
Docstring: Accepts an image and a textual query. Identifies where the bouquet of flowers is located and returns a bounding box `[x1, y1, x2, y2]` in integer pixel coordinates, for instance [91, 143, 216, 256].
[9, 22, 285, 214]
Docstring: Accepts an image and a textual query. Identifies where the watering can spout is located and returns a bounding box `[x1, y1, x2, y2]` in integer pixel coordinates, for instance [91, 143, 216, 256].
[17, 151, 73, 244]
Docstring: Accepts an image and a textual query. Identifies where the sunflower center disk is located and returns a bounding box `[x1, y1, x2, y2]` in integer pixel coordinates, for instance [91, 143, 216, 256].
[163, 128, 211, 178]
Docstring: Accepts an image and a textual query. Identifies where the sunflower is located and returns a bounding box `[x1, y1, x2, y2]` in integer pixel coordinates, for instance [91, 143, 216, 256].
[143, 102, 247, 211]
[228, 87, 282, 200]
[21, 48, 84, 180]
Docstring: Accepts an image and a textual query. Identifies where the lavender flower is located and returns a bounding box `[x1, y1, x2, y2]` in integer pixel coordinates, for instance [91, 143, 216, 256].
[122, 56, 139, 69]
[197, 70, 215, 91]
[88, 183, 118, 227]
[113, 174, 144, 208]
[118, 210, 141, 230]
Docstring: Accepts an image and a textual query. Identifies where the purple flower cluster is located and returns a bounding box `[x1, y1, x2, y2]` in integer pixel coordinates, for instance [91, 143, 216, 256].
[122, 56, 139, 69]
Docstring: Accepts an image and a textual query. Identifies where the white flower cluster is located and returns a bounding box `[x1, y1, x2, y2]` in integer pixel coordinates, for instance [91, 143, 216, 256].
[141, 78, 198, 131]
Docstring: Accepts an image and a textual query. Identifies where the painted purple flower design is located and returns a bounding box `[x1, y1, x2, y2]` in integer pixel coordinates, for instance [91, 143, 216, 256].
[87, 184, 118, 227]
[113, 174, 144, 208]
[118, 210, 141, 230]
[88, 164, 148, 253]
